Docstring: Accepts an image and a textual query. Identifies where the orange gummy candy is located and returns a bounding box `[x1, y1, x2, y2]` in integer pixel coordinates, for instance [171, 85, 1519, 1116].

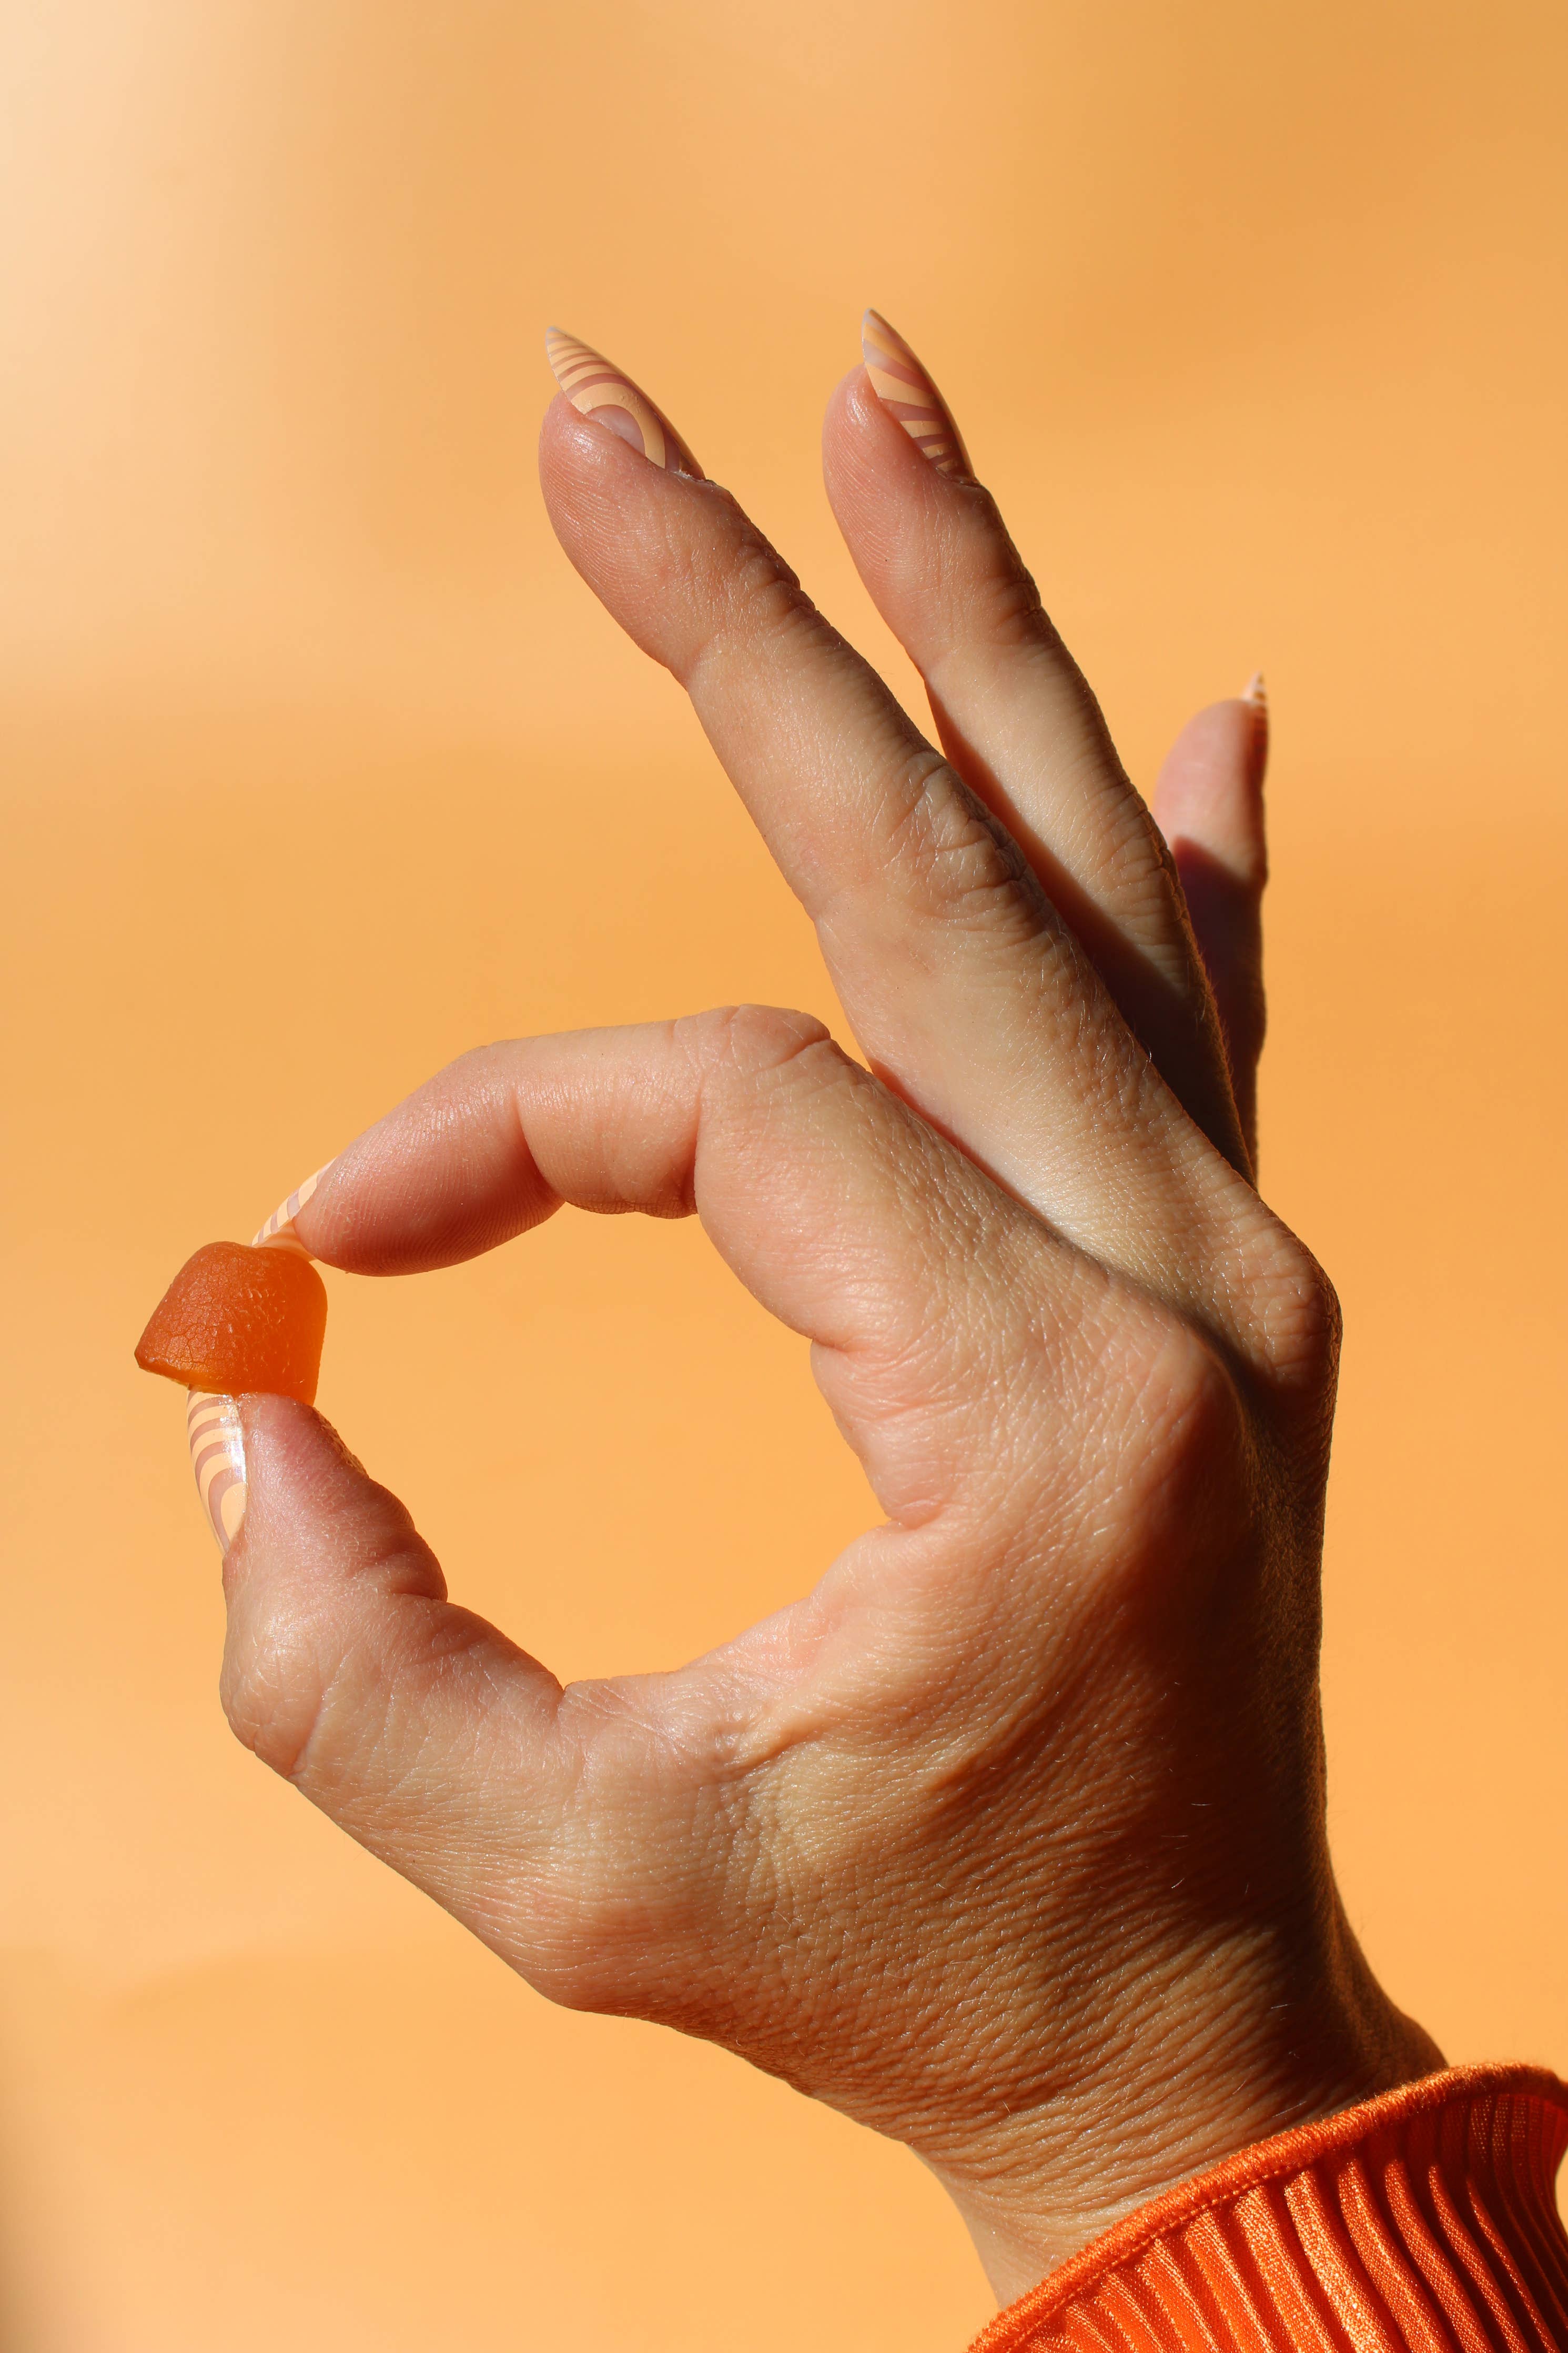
[135, 1241, 328, 1406]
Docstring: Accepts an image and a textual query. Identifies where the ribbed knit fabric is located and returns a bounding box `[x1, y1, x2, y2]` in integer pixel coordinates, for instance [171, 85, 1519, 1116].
[969, 2065, 1568, 2352]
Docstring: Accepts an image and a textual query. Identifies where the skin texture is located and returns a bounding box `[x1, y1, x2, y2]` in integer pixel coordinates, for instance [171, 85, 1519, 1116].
[215, 354, 1441, 2304]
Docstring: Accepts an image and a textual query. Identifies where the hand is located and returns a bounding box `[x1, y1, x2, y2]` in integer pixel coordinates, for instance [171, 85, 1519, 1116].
[215, 323, 1439, 2300]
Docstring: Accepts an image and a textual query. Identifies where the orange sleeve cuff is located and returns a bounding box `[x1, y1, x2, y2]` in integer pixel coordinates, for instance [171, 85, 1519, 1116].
[968, 2063, 1568, 2352]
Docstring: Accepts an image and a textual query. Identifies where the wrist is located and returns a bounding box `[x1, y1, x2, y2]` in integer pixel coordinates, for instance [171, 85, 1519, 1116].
[963, 2063, 1568, 2351]
[925, 1910, 1443, 2302]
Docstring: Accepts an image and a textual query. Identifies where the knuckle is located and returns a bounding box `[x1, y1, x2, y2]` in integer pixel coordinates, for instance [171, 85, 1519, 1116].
[721, 531, 811, 640]
[1229, 1211, 1343, 1395]
[1257, 1244, 1342, 1394]
[675, 510, 813, 683]
[878, 756, 1045, 944]
[1136, 1319, 1244, 1460]
[679, 1002, 834, 1080]
[434, 1039, 519, 1099]
[220, 1588, 334, 1783]
[1098, 1314, 1255, 1556]
[220, 1484, 442, 1787]
[511, 1753, 741, 2016]
[956, 537, 1059, 657]
[522, 1880, 660, 2013]
[920, 488, 1058, 650]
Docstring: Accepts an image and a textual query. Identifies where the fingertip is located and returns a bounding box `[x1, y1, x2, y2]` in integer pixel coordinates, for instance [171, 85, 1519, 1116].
[537, 390, 627, 524]
[823, 361, 879, 436]
[1152, 698, 1268, 882]
[823, 356, 952, 506]
[537, 393, 689, 560]
[821, 364, 896, 509]
[281, 1150, 355, 1265]
[239, 1390, 365, 1487]
[1166, 695, 1262, 770]
[232, 1393, 428, 1597]
[822, 357, 983, 623]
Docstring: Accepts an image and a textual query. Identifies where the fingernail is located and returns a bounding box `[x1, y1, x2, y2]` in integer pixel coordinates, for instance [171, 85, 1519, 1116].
[545, 328, 704, 478]
[188, 1390, 246, 1553]
[252, 1162, 332, 1254]
[1242, 671, 1268, 712]
[861, 308, 972, 480]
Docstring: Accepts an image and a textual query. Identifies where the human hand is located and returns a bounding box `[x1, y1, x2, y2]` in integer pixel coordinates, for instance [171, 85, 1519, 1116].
[211, 319, 1438, 2299]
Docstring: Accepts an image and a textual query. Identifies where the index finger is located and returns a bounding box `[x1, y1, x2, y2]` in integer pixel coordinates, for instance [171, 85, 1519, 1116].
[208, 1004, 1098, 2009]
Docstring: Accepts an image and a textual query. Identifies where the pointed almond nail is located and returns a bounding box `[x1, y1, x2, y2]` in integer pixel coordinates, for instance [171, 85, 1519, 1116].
[1242, 673, 1269, 785]
[545, 328, 703, 477]
[861, 308, 972, 480]
[187, 1389, 246, 1553]
[252, 1163, 332, 1255]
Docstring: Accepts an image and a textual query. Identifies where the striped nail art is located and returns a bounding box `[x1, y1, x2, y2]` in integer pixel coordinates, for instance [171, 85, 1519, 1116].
[252, 1162, 331, 1254]
[861, 309, 972, 480]
[1242, 674, 1269, 761]
[188, 1390, 247, 1553]
[545, 328, 703, 477]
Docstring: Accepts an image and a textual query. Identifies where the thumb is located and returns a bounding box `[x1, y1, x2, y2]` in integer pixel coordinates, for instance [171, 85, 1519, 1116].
[217, 1393, 580, 1970]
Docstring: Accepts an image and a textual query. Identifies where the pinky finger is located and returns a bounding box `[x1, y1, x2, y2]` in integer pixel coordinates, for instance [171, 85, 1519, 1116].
[1152, 679, 1270, 1171]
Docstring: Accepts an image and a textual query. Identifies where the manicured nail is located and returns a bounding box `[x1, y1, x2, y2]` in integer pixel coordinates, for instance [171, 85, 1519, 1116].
[545, 328, 704, 477]
[188, 1390, 246, 1553]
[861, 309, 972, 479]
[252, 1162, 332, 1254]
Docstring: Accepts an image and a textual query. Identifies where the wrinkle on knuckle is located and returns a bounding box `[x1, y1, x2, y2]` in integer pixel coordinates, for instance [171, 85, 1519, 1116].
[1257, 1246, 1341, 1397]
[522, 1774, 734, 2016]
[1222, 1209, 1342, 1400]
[724, 534, 810, 636]
[1094, 777, 1180, 901]
[829, 1161, 1016, 1401]
[220, 1503, 444, 1786]
[1101, 1314, 1253, 1547]
[265, 1593, 480, 1807]
[959, 546, 1057, 656]
[680, 1001, 834, 1082]
[879, 755, 1045, 945]
[675, 519, 815, 690]
[221, 1588, 336, 1783]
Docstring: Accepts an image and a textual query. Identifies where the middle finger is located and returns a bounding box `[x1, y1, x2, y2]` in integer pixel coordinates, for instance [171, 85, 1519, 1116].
[826, 319, 1240, 1161]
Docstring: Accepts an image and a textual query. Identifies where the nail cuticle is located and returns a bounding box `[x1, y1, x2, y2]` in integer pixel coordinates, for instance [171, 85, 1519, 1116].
[545, 327, 704, 479]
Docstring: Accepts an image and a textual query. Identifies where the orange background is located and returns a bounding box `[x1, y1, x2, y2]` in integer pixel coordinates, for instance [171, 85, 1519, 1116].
[2, 2, 1564, 2344]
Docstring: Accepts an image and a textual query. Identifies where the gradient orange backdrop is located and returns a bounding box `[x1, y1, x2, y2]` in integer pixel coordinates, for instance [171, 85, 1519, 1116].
[2, 2, 1564, 2345]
